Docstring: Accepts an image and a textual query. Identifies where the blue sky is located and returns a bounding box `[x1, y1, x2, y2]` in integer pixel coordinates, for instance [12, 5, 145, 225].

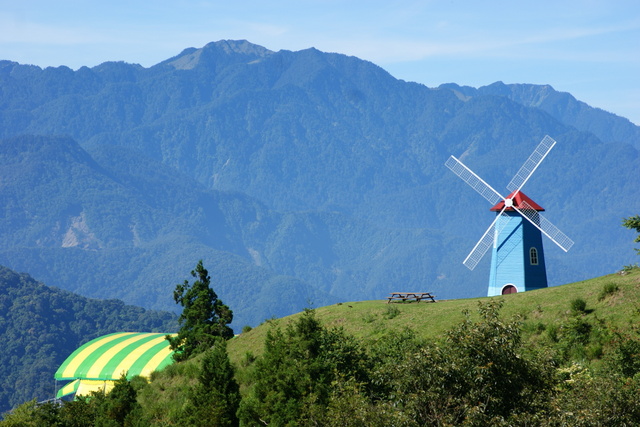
[2, 1, 639, 125]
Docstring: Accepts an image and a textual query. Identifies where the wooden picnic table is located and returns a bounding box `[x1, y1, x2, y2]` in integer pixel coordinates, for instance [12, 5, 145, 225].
[387, 292, 436, 303]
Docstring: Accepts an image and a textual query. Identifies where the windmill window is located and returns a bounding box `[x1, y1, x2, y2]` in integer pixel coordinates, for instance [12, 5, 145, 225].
[530, 247, 539, 265]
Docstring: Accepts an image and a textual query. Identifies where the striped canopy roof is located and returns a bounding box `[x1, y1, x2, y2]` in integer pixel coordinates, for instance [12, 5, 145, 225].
[56, 379, 115, 399]
[55, 332, 176, 382]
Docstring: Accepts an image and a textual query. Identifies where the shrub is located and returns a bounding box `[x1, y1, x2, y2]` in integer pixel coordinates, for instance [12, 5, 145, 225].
[598, 282, 619, 301]
[392, 301, 555, 424]
[383, 305, 400, 320]
[607, 333, 640, 378]
[570, 298, 587, 314]
[240, 309, 370, 426]
[620, 263, 639, 274]
[547, 324, 559, 342]
[241, 351, 256, 367]
[522, 321, 546, 335]
[362, 312, 376, 323]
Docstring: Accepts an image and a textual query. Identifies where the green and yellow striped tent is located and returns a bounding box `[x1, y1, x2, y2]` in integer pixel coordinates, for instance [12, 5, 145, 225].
[55, 332, 176, 398]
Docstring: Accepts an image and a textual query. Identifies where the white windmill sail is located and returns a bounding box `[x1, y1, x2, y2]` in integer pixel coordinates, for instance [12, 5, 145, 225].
[463, 205, 511, 270]
[445, 135, 573, 271]
[507, 135, 556, 193]
[513, 200, 574, 252]
[445, 156, 503, 205]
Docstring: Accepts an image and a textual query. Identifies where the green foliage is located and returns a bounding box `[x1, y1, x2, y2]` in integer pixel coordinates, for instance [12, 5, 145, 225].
[521, 320, 546, 335]
[391, 301, 555, 424]
[298, 377, 408, 426]
[101, 374, 141, 426]
[622, 263, 639, 273]
[622, 215, 640, 254]
[383, 304, 400, 319]
[239, 309, 370, 425]
[570, 297, 588, 314]
[0, 266, 176, 414]
[598, 282, 620, 301]
[0, 400, 59, 427]
[2, 376, 142, 427]
[606, 332, 640, 378]
[179, 339, 240, 426]
[8, 272, 640, 425]
[552, 369, 640, 425]
[167, 260, 233, 361]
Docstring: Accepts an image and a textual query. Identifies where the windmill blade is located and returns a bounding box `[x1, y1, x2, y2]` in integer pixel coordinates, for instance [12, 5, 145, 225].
[513, 200, 574, 252]
[445, 156, 504, 205]
[507, 135, 556, 193]
[463, 206, 511, 270]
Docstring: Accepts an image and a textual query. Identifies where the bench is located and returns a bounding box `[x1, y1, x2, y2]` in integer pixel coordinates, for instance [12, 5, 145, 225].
[387, 292, 436, 303]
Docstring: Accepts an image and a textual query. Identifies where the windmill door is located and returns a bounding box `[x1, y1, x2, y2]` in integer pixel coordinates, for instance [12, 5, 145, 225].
[502, 284, 518, 295]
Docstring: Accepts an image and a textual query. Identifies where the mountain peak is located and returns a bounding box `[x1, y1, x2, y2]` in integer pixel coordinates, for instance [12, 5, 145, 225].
[164, 39, 273, 70]
[205, 39, 273, 56]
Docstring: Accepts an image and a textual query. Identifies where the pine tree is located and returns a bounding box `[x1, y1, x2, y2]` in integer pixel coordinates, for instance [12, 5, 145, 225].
[101, 373, 140, 425]
[185, 339, 241, 426]
[166, 260, 233, 361]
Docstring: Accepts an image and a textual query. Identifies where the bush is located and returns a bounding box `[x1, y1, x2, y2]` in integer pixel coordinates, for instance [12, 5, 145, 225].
[598, 282, 619, 301]
[607, 333, 640, 378]
[522, 321, 546, 335]
[620, 263, 639, 274]
[239, 309, 371, 426]
[383, 305, 400, 319]
[391, 301, 555, 424]
[570, 298, 587, 314]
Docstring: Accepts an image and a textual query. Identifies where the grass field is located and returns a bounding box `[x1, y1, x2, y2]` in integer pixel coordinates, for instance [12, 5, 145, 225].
[227, 267, 640, 363]
[137, 267, 640, 422]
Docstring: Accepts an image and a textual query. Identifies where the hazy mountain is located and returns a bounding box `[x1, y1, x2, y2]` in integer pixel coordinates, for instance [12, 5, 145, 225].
[0, 135, 337, 328]
[441, 81, 640, 148]
[0, 40, 638, 331]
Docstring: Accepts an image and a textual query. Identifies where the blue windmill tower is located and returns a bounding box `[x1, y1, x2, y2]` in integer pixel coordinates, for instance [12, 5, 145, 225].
[445, 136, 574, 296]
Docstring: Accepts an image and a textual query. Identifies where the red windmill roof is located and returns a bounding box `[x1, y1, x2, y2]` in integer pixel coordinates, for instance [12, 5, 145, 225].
[490, 191, 545, 212]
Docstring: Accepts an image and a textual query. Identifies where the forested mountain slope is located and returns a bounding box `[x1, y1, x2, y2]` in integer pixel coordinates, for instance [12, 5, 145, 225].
[441, 81, 640, 149]
[0, 135, 338, 328]
[0, 40, 638, 333]
[0, 265, 177, 413]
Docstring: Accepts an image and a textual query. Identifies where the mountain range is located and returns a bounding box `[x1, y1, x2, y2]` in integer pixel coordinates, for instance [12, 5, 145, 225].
[0, 39, 638, 329]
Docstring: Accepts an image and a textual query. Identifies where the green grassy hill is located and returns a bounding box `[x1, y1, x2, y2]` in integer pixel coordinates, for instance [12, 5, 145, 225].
[227, 267, 640, 362]
[129, 267, 640, 423]
[6, 268, 640, 425]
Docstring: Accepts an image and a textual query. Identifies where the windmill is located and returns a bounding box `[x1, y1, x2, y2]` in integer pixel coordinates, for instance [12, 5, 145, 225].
[445, 135, 574, 296]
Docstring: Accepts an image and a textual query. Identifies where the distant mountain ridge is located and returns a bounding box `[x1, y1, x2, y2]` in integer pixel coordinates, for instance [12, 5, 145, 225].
[0, 40, 638, 335]
[441, 81, 640, 148]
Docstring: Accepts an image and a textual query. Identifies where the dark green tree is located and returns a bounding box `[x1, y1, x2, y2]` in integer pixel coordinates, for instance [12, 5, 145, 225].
[183, 338, 241, 426]
[0, 399, 61, 427]
[622, 215, 640, 255]
[166, 260, 233, 361]
[239, 309, 370, 426]
[393, 301, 555, 425]
[100, 373, 141, 426]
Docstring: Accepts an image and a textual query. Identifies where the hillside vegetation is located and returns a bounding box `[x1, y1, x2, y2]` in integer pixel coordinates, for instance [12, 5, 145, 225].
[130, 266, 640, 425]
[6, 267, 640, 425]
[227, 265, 640, 362]
[0, 266, 177, 414]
